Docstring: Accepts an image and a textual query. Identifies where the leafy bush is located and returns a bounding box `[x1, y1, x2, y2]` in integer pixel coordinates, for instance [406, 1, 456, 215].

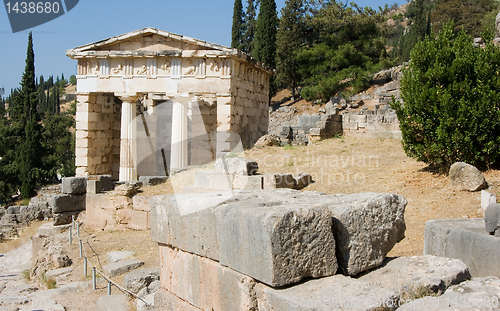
[391, 22, 500, 170]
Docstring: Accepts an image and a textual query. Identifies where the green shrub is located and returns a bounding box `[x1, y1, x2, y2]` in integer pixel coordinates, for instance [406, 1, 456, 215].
[391, 22, 500, 171]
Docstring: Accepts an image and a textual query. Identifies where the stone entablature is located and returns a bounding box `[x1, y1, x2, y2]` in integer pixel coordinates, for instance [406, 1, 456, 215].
[67, 28, 271, 181]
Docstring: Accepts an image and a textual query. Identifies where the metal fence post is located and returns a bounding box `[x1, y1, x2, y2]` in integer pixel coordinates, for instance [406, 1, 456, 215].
[92, 267, 96, 290]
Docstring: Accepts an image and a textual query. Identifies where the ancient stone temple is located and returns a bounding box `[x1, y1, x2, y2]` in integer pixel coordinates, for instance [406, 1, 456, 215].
[66, 28, 271, 181]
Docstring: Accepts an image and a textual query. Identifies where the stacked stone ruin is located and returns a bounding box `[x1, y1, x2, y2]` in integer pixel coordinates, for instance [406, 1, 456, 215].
[149, 188, 435, 310]
[194, 158, 312, 191]
[0, 187, 55, 241]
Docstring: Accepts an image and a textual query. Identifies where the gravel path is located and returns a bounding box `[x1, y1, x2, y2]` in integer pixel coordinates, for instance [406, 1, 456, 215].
[0, 242, 34, 310]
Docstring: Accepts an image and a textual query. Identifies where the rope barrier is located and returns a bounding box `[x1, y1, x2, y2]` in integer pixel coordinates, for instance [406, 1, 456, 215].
[69, 218, 153, 307]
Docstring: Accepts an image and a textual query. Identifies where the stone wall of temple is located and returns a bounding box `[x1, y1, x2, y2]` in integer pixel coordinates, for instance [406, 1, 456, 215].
[230, 61, 269, 149]
[75, 93, 120, 178]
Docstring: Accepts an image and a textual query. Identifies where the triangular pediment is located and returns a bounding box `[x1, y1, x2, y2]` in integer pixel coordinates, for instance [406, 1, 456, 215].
[67, 27, 233, 55]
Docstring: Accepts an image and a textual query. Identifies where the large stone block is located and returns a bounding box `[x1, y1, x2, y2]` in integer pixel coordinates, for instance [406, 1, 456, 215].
[154, 288, 202, 311]
[256, 275, 398, 311]
[139, 176, 168, 186]
[214, 157, 258, 175]
[158, 244, 258, 311]
[216, 192, 337, 287]
[51, 194, 86, 213]
[53, 211, 82, 226]
[359, 255, 470, 293]
[151, 193, 230, 261]
[424, 218, 500, 278]
[263, 173, 296, 189]
[87, 180, 102, 194]
[102, 258, 144, 277]
[61, 177, 87, 194]
[232, 175, 263, 190]
[326, 192, 407, 276]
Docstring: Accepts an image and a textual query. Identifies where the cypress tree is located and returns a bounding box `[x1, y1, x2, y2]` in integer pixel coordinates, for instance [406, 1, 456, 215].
[254, 0, 279, 100]
[242, 0, 257, 55]
[231, 0, 245, 49]
[276, 0, 307, 100]
[16, 32, 44, 199]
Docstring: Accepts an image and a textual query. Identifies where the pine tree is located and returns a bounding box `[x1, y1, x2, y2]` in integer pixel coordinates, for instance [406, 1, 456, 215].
[242, 0, 257, 54]
[16, 32, 44, 199]
[231, 0, 245, 49]
[276, 0, 307, 100]
[254, 0, 279, 99]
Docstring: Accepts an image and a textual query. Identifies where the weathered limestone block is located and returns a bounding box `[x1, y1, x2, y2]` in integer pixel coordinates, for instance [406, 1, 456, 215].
[113, 182, 142, 197]
[327, 192, 407, 275]
[398, 276, 500, 311]
[294, 172, 312, 190]
[213, 157, 258, 175]
[154, 288, 202, 311]
[124, 268, 160, 294]
[449, 162, 487, 191]
[359, 255, 471, 293]
[216, 194, 337, 287]
[53, 211, 82, 226]
[424, 218, 500, 278]
[263, 173, 296, 189]
[232, 175, 263, 190]
[89, 175, 113, 191]
[485, 203, 500, 236]
[482, 190, 497, 211]
[158, 244, 258, 311]
[256, 275, 398, 311]
[61, 177, 87, 194]
[51, 194, 86, 213]
[87, 180, 102, 194]
[102, 258, 144, 277]
[139, 176, 168, 186]
[151, 193, 231, 261]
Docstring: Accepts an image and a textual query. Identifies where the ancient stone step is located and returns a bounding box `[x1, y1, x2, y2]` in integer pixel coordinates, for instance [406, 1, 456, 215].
[359, 255, 470, 293]
[257, 274, 399, 311]
[102, 258, 144, 277]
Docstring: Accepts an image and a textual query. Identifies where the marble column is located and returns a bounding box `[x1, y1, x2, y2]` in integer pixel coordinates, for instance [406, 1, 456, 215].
[170, 100, 188, 170]
[117, 94, 138, 181]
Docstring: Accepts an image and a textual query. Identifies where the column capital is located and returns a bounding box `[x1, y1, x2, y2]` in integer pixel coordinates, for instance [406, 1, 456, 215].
[116, 93, 140, 102]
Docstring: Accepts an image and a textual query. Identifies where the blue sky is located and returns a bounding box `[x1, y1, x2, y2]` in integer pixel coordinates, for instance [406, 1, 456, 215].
[0, 0, 396, 94]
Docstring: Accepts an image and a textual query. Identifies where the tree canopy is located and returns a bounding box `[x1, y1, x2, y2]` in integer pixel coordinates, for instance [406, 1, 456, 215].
[391, 22, 500, 170]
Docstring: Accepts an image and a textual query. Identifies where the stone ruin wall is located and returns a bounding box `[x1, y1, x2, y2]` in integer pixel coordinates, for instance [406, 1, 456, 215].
[269, 66, 403, 144]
